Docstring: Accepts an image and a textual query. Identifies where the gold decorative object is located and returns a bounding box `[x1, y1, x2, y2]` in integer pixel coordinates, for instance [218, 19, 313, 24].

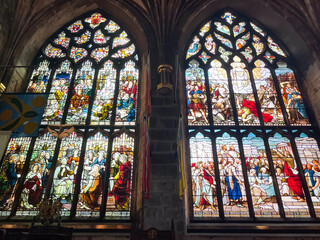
[35, 198, 62, 226]
[157, 64, 173, 95]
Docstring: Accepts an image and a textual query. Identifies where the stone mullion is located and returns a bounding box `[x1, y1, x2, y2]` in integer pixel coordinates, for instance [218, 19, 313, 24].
[85, 66, 99, 126]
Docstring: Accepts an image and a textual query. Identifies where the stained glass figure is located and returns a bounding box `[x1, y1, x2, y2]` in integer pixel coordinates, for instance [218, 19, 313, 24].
[85, 13, 106, 29]
[115, 61, 138, 125]
[94, 30, 109, 44]
[185, 60, 209, 126]
[218, 47, 232, 63]
[45, 44, 66, 58]
[222, 12, 236, 24]
[267, 37, 286, 57]
[42, 61, 73, 125]
[208, 60, 234, 125]
[54, 32, 71, 49]
[242, 133, 280, 217]
[106, 132, 134, 218]
[250, 22, 266, 36]
[236, 33, 250, 50]
[75, 30, 91, 44]
[240, 47, 253, 63]
[275, 62, 310, 125]
[76, 132, 108, 217]
[190, 132, 219, 217]
[216, 132, 249, 217]
[0, 137, 31, 216]
[214, 22, 230, 35]
[214, 33, 233, 49]
[66, 60, 95, 124]
[205, 35, 216, 54]
[111, 44, 135, 58]
[16, 132, 57, 216]
[91, 60, 117, 125]
[263, 51, 276, 63]
[295, 133, 320, 217]
[26, 60, 51, 93]
[91, 47, 109, 62]
[268, 133, 310, 218]
[70, 46, 88, 62]
[186, 36, 201, 59]
[105, 20, 120, 33]
[51, 131, 83, 216]
[113, 31, 130, 48]
[230, 56, 260, 125]
[199, 21, 211, 37]
[252, 35, 264, 55]
[199, 51, 210, 64]
[233, 22, 246, 37]
[252, 60, 285, 125]
[67, 20, 84, 33]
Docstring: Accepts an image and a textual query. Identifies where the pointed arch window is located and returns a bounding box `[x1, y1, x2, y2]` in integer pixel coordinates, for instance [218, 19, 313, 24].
[185, 10, 320, 220]
[0, 11, 139, 220]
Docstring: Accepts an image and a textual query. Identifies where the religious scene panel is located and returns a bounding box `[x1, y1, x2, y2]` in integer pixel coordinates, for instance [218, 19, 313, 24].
[42, 61, 73, 125]
[106, 132, 134, 219]
[295, 133, 320, 217]
[0, 137, 31, 216]
[242, 133, 280, 217]
[190, 132, 219, 218]
[268, 133, 310, 218]
[186, 60, 209, 126]
[16, 132, 57, 216]
[76, 132, 108, 217]
[50, 131, 83, 217]
[26, 60, 51, 93]
[216, 132, 250, 217]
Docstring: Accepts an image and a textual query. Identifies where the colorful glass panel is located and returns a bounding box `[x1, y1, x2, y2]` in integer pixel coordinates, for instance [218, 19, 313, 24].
[252, 60, 285, 125]
[252, 35, 264, 55]
[113, 31, 130, 48]
[190, 132, 219, 217]
[230, 57, 260, 125]
[16, 132, 57, 216]
[233, 22, 246, 37]
[51, 131, 83, 216]
[75, 30, 91, 44]
[250, 22, 266, 36]
[240, 47, 253, 63]
[94, 30, 109, 44]
[91, 60, 117, 125]
[218, 47, 232, 63]
[185, 60, 209, 126]
[76, 132, 108, 217]
[208, 60, 234, 125]
[222, 12, 236, 24]
[26, 60, 51, 93]
[106, 132, 134, 219]
[105, 20, 120, 33]
[91, 47, 109, 62]
[199, 21, 211, 37]
[70, 46, 88, 62]
[235, 33, 250, 50]
[199, 51, 210, 64]
[268, 133, 310, 218]
[243, 133, 280, 217]
[267, 37, 286, 57]
[0, 137, 31, 216]
[186, 36, 201, 59]
[295, 133, 320, 217]
[44, 44, 66, 58]
[214, 33, 233, 49]
[115, 61, 138, 125]
[205, 35, 216, 54]
[85, 13, 106, 29]
[67, 20, 84, 33]
[214, 22, 230, 35]
[275, 63, 310, 125]
[111, 44, 135, 58]
[264, 51, 276, 63]
[216, 133, 249, 217]
[42, 61, 73, 125]
[66, 61, 95, 125]
[54, 32, 70, 49]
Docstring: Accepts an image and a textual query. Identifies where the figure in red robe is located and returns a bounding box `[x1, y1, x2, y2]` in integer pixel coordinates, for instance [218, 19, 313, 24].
[284, 161, 305, 200]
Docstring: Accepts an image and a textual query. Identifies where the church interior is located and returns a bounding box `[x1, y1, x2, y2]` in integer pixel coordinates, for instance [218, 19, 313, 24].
[0, 0, 320, 239]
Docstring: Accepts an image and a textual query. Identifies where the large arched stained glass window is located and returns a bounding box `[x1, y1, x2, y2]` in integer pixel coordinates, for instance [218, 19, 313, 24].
[186, 10, 320, 220]
[0, 11, 139, 219]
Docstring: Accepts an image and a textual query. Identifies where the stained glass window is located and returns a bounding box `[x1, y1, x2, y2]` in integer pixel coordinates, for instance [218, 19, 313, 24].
[0, 11, 139, 220]
[186, 10, 317, 221]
